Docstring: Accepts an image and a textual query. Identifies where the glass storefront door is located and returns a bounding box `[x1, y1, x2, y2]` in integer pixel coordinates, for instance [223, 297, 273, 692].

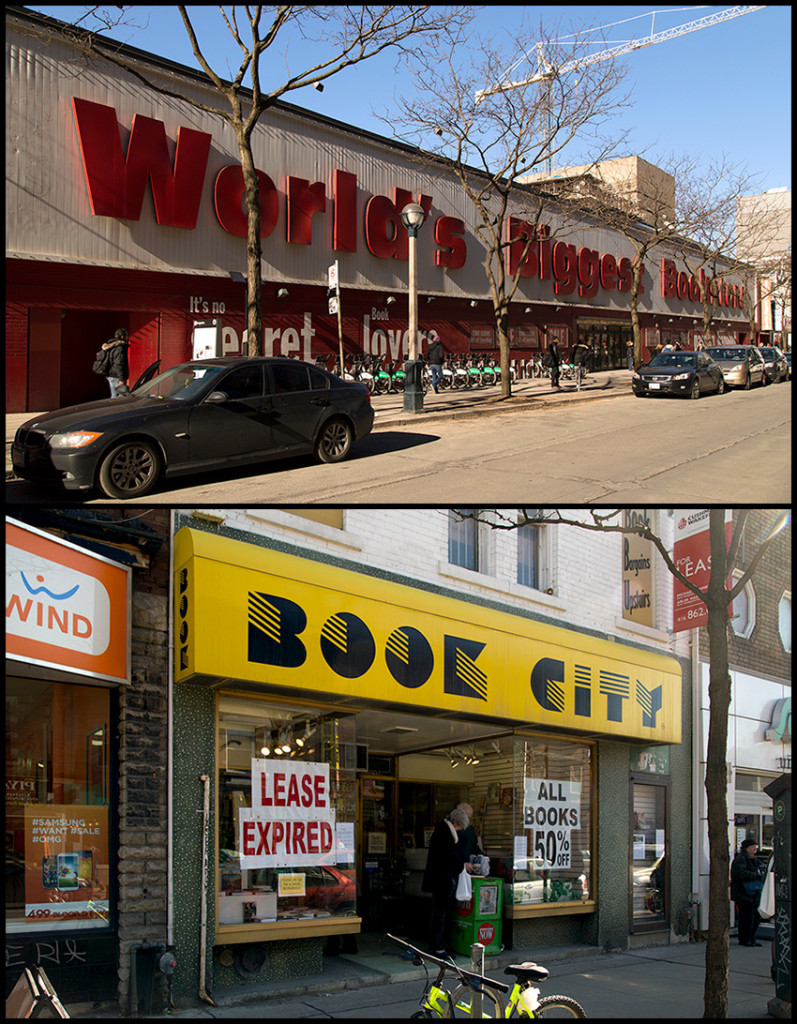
[358, 776, 397, 930]
[631, 779, 669, 931]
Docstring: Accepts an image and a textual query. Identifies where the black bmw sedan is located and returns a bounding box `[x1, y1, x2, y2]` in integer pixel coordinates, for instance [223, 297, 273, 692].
[12, 358, 374, 499]
[632, 350, 726, 399]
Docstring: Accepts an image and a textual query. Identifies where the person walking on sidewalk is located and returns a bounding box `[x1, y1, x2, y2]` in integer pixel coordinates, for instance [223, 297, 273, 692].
[731, 839, 766, 946]
[427, 332, 444, 394]
[547, 341, 561, 389]
[95, 328, 131, 398]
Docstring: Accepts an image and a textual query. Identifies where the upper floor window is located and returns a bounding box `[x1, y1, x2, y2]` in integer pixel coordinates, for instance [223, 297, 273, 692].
[517, 517, 542, 590]
[778, 592, 791, 653]
[449, 509, 479, 571]
[730, 570, 756, 639]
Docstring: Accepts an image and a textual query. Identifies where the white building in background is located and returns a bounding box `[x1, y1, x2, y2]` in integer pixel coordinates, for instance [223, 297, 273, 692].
[736, 187, 792, 349]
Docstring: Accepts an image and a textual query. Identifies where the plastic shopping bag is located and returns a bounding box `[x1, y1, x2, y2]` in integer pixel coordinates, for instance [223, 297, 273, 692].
[456, 866, 472, 903]
[758, 858, 775, 920]
[470, 854, 490, 877]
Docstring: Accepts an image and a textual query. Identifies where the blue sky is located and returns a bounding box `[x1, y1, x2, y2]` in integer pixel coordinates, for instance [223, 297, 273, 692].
[28, 5, 791, 194]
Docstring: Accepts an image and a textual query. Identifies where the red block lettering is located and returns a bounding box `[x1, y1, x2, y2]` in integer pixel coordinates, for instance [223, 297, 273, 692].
[214, 165, 279, 238]
[552, 242, 577, 295]
[618, 257, 636, 293]
[242, 820, 256, 856]
[333, 169, 357, 252]
[661, 258, 677, 299]
[287, 176, 326, 244]
[435, 216, 467, 269]
[71, 97, 211, 228]
[506, 218, 537, 278]
[578, 247, 600, 299]
[599, 253, 618, 291]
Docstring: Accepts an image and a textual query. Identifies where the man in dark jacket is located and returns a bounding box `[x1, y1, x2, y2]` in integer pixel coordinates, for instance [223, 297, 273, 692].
[730, 839, 765, 946]
[547, 340, 561, 389]
[422, 807, 469, 956]
[427, 332, 444, 393]
[101, 328, 130, 397]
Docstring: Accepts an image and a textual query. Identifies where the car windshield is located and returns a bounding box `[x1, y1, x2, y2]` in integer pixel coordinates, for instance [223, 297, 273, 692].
[709, 348, 746, 361]
[648, 352, 697, 369]
[134, 363, 227, 400]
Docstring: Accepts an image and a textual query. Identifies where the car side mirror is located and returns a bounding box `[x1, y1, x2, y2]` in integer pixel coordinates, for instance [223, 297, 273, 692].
[205, 391, 228, 403]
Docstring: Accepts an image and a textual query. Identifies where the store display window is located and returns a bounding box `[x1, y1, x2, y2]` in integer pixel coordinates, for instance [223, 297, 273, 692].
[217, 695, 357, 929]
[508, 737, 593, 907]
[5, 677, 111, 933]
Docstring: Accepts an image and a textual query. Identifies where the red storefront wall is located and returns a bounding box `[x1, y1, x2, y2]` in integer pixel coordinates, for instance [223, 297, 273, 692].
[6, 261, 246, 412]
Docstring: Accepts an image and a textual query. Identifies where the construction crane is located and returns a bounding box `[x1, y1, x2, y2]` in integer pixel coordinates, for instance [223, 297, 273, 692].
[475, 6, 766, 174]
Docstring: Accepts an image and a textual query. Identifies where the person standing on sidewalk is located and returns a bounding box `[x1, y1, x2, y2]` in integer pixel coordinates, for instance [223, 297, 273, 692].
[427, 331, 444, 393]
[547, 340, 561, 389]
[422, 807, 470, 956]
[731, 839, 766, 946]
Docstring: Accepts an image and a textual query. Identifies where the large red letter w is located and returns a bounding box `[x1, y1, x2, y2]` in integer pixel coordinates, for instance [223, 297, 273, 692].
[71, 97, 211, 228]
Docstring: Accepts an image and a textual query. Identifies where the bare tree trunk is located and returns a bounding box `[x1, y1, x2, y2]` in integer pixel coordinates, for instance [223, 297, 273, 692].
[629, 261, 644, 368]
[237, 134, 264, 357]
[702, 510, 732, 1018]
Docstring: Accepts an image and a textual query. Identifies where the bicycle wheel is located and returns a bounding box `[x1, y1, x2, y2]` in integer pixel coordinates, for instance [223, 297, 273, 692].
[533, 994, 587, 1018]
[443, 984, 503, 1018]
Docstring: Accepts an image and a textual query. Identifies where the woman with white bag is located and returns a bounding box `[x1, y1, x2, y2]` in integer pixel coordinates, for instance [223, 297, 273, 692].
[422, 807, 471, 957]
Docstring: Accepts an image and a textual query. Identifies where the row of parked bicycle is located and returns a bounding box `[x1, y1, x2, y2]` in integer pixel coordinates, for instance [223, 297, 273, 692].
[314, 353, 583, 393]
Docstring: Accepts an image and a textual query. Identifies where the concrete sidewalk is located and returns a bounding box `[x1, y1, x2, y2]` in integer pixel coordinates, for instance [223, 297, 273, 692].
[5, 370, 633, 481]
[66, 929, 780, 1019]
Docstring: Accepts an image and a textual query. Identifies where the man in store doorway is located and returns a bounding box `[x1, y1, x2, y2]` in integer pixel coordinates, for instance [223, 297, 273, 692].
[422, 807, 470, 957]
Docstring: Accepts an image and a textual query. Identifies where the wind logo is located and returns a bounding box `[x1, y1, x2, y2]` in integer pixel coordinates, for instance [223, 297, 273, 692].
[6, 551, 111, 658]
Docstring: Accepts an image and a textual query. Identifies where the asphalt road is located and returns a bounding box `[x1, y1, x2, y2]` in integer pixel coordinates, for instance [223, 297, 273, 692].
[6, 380, 790, 505]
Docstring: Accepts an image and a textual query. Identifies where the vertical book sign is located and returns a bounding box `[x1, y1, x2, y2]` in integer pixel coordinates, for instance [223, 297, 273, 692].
[5, 519, 129, 683]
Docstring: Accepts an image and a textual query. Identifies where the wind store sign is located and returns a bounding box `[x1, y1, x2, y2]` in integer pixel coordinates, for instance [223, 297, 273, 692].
[5, 519, 130, 684]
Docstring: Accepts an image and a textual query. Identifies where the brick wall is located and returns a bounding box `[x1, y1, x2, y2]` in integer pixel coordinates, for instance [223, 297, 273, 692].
[701, 509, 791, 681]
[113, 510, 172, 1005]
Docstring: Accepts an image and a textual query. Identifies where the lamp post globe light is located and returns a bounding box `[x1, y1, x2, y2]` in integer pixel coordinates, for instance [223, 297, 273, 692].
[400, 202, 427, 413]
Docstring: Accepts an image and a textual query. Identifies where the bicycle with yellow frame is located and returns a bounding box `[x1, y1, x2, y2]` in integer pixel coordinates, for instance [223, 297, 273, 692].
[387, 934, 587, 1018]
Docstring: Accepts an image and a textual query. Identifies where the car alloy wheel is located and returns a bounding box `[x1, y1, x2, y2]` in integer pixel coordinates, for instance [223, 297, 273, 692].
[98, 439, 161, 498]
[315, 418, 353, 464]
[690, 378, 700, 399]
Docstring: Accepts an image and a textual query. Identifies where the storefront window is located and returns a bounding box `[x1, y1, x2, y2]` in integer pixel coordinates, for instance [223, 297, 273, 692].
[631, 780, 668, 929]
[509, 738, 593, 906]
[5, 678, 111, 933]
[217, 696, 357, 929]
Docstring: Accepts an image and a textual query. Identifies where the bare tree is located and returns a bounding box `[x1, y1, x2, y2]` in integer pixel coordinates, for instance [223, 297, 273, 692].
[673, 158, 762, 348]
[552, 155, 694, 368]
[53, 5, 472, 355]
[386, 19, 629, 396]
[451, 506, 790, 1018]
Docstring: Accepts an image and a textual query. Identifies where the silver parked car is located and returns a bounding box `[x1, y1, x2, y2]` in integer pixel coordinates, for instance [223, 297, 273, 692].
[704, 346, 766, 390]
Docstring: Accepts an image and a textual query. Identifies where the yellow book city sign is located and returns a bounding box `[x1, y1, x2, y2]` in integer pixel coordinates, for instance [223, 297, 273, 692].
[174, 528, 681, 744]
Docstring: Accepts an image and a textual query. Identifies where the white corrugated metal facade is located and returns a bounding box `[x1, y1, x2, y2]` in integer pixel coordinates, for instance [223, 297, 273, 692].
[6, 8, 750, 412]
[6, 10, 748, 314]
